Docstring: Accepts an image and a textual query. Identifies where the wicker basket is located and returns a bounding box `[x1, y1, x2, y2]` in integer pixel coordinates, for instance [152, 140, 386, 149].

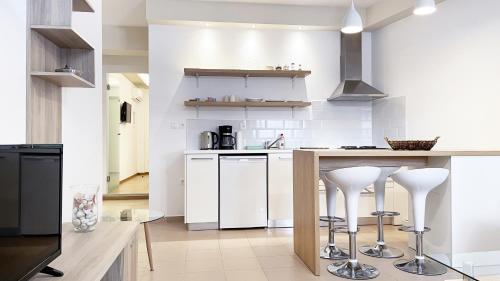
[385, 137, 440, 151]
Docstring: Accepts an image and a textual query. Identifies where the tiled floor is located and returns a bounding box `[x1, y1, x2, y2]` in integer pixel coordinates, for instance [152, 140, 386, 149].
[135, 220, 465, 281]
[103, 200, 465, 281]
[110, 174, 149, 194]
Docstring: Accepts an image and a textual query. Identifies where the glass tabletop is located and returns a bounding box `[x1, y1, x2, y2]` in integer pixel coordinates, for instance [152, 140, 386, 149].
[102, 208, 164, 224]
[429, 251, 500, 281]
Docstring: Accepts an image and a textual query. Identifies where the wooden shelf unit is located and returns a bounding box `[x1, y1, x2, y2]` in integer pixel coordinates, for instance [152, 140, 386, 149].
[27, 0, 95, 144]
[73, 0, 95, 12]
[184, 101, 311, 108]
[184, 68, 311, 78]
[31, 25, 93, 49]
[31, 72, 95, 88]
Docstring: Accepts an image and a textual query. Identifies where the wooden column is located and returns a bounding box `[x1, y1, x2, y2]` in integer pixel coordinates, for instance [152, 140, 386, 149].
[293, 150, 321, 275]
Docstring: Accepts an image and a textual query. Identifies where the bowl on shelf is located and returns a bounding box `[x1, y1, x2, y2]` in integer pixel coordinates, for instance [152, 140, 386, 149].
[385, 137, 440, 151]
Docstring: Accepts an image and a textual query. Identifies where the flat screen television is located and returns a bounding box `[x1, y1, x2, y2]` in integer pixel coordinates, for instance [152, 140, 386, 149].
[0, 144, 63, 281]
[120, 101, 132, 123]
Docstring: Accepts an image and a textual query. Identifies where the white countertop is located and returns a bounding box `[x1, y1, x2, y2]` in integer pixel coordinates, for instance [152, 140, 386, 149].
[185, 149, 293, 154]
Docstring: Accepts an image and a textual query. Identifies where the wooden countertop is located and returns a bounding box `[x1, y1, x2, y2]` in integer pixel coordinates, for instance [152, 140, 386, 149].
[185, 149, 293, 155]
[32, 222, 139, 281]
[295, 149, 500, 157]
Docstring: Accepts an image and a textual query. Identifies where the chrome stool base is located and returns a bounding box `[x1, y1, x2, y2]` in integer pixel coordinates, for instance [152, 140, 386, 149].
[359, 243, 404, 258]
[360, 210, 404, 259]
[394, 258, 447, 276]
[320, 244, 349, 260]
[327, 260, 380, 280]
[320, 216, 348, 260]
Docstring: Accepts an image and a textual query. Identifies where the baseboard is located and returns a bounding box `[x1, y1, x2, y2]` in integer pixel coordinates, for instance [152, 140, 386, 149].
[103, 193, 149, 200]
[187, 222, 218, 231]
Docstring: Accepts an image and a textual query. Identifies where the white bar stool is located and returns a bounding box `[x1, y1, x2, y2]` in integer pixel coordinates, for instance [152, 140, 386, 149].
[391, 168, 449, 276]
[319, 172, 348, 260]
[324, 166, 381, 280]
[360, 167, 404, 259]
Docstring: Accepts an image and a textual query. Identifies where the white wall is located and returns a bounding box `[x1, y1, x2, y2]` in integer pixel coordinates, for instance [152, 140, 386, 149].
[108, 73, 149, 181]
[149, 25, 374, 216]
[61, 0, 104, 222]
[103, 26, 148, 56]
[0, 1, 26, 144]
[136, 90, 150, 173]
[372, 0, 500, 149]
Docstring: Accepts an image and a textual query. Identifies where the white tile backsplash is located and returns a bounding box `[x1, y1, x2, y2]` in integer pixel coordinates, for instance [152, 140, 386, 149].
[186, 102, 376, 149]
[372, 96, 406, 147]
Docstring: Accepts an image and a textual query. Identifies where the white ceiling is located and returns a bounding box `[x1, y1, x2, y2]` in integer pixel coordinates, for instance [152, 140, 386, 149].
[103, 0, 147, 26]
[194, 0, 384, 8]
[103, 0, 385, 27]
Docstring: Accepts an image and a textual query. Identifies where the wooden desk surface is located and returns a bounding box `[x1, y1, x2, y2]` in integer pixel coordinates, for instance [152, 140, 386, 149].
[32, 222, 139, 281]
[296, 149, 500, 157]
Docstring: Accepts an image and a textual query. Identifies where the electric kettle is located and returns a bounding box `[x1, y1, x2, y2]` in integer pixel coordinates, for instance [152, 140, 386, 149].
[200, 131, 218, 150]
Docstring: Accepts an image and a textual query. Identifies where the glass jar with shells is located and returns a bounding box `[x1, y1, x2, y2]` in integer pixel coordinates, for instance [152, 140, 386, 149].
[71, 184, 99, 233]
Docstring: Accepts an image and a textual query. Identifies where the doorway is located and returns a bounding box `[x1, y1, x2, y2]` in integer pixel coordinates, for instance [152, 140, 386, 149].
[105, 73, 150, 199]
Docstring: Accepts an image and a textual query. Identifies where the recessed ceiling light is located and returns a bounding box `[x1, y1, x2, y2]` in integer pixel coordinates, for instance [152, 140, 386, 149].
[252, 24, 256, 29]
[341, 0, 363, 34]
[414, 0, 437, 15]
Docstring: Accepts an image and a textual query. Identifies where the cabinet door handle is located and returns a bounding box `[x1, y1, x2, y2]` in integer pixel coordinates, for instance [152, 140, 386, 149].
[190, 157, 214, 160]
[278, 157, 292, 160]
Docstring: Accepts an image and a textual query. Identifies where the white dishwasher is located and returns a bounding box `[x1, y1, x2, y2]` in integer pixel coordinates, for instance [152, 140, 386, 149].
[219, 155, 267, 229]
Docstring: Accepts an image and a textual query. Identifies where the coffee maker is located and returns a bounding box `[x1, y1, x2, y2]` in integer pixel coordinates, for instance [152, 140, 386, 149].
[218, 125, 236, 150]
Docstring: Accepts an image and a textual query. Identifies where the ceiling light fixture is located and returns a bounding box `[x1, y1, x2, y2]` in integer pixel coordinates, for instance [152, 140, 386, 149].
[414, 0, 436, 15]
[341, 0, 363, 34]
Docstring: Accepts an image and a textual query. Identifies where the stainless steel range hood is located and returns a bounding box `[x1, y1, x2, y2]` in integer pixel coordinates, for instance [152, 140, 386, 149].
[328, 33, 387, 101]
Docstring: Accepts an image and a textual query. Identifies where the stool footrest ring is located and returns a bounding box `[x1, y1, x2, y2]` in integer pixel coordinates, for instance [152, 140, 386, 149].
[370, 211, 400, 217]
[332, 226, 359, 233]
[398, 226, 431, 233]
[320, 216, 346, 223]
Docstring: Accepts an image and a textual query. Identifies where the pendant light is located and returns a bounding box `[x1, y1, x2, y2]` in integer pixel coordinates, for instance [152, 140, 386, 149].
[413, 0, 436, 15]
[341, 0, 363, 34]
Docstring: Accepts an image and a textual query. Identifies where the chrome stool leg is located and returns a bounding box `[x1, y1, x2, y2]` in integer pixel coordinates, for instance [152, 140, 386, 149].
[359, 211, 404, 258]
[391, 168, 450, 276]
[394, 229, 447, 276]
[328, 231, 380, 280]
[320, 217, 348, 260]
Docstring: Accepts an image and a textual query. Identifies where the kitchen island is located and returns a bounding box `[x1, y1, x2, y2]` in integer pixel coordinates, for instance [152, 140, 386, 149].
[293, 149, 500, 276]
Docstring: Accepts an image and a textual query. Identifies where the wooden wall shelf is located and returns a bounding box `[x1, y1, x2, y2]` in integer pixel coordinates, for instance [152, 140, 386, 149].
[31, 72, 95, 88]
[185, 68, 311, 88]
[73, 0, 95, 12]
[184, 68, 311, 78]
[184, 101, 311, 108]
[31, 25, 93, 49]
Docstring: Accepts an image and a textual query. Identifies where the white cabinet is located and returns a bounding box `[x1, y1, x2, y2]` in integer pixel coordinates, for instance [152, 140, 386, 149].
[185, 154, 218, 226]
[268, 153, 294, 227]
[393, 182, 409, 225]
